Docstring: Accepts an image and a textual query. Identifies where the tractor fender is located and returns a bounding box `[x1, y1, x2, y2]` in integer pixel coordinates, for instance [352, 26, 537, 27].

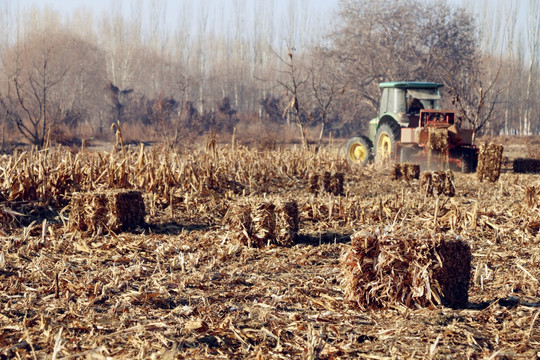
[377, 115, 401, 131]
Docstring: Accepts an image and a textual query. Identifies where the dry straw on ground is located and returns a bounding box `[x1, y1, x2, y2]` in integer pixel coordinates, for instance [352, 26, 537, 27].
[477, 142, 504, 182]
[0, 142, 539, 359]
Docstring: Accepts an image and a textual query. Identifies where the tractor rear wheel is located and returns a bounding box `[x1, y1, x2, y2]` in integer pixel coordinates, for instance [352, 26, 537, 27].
[375, 121, 401, 161]
[346, 136, 373, 165]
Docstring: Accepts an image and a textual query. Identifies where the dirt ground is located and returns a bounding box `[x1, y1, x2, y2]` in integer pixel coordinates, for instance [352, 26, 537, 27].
[0, 138, 539, 359]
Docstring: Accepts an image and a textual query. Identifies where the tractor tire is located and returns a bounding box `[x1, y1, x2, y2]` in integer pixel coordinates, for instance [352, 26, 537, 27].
[346, 136, 373, 165]
[461, 148, 477, 173]
[375, 121, 401, 161]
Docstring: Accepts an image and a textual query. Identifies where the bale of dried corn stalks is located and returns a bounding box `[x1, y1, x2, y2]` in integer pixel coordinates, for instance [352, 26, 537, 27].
[308, 171, 345, 196]
[513, 158, 540, 174]
[476, 143, 503, 182]
[68, 190, 145, 234]
[276, 200, 299, 246]
[421, 171, 455, 197]
[427, 127, 448, 152]
[251, 202, 276, 247]
[390, 163, 420, 181]
[477, 143, 503, 180]
[226, 200, 299, 247]
[341, 230, 471, 310]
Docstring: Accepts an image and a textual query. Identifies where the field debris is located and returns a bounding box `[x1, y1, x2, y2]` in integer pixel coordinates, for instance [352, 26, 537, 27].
[513, 157, 540, 173]
[0, 143, 539, 359]
[390, 162, 420, 181]
[68, 189, 145, 234]
[421, 171, 455, 197]
[477, 142, 504, 182]
[524, 185, 540, 208]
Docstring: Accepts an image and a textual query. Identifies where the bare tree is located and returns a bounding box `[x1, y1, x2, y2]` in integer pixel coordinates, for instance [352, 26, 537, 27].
[0, 32, 69, 147]
[276, 48, 311, 149]
[309, 46, 343, 151]
[523, 0, 540, 135]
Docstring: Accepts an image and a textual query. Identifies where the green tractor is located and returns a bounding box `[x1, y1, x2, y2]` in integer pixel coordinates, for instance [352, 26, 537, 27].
[346, 81, 477, 172]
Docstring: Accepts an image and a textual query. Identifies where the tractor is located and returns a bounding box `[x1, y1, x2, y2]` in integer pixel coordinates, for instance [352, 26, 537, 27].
[346, 81, 477, 172]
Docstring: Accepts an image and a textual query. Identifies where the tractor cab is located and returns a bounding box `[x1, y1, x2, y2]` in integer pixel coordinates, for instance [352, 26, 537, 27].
[369, 82, 443, 140]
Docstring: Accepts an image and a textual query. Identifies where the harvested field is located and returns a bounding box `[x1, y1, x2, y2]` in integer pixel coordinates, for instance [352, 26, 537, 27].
[0, 143, 539, 359]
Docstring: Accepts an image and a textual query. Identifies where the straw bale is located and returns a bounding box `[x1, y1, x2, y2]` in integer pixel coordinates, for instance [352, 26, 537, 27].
[308, 171, 345, 196]
[227, 200, 299, 248]
[251, 202, 276, 247]
[276, 200, 299, 246]
[427, 127, 448, 152]
[476, 143, 504, 182]
[308, 172, 319, 194]
[342, 230, 471, 309]
[513, 158, 540, 174]
[421, 171, 455, 197]
[225, 204, 252, 246]
[433, 239, 472, 308]
[322, 171, 332, 193]
[68, 190, 145, 234]
[328, 172, 345, 196]
[390, 163, 420, 181]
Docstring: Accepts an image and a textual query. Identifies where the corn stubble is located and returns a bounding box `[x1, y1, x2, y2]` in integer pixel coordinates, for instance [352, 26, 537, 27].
[0, 143, 539, 359]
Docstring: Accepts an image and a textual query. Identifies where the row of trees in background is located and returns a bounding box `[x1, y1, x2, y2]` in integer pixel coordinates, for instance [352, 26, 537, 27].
[0, 0, 538, 149]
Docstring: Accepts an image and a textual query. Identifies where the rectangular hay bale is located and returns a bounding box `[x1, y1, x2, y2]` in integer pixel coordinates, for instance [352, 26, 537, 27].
[513, 158, 540, 174]
[390, 163, 420, 181]
[308, 171, 345, 196]
[427, 127, 448, 152]
[69, 190, 145, 234]
[421, 171, 455, 197]
[341, 230, 471, 309]
[226, 200, 299, 248]
[477, 143, 503, 182]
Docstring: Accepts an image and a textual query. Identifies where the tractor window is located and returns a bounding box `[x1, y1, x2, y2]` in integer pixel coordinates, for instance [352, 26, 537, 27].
[407, 89, 441, 110]
[381, 88, 406, 114]
[394, 89, 406, 113]
[387, 89, 395, 113]
[380, 89, 389, 114]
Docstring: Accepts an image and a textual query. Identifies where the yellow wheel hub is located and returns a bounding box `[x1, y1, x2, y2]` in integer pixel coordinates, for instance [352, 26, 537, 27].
[349, 143, 366, 163]
[378, 133, 392, 158]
